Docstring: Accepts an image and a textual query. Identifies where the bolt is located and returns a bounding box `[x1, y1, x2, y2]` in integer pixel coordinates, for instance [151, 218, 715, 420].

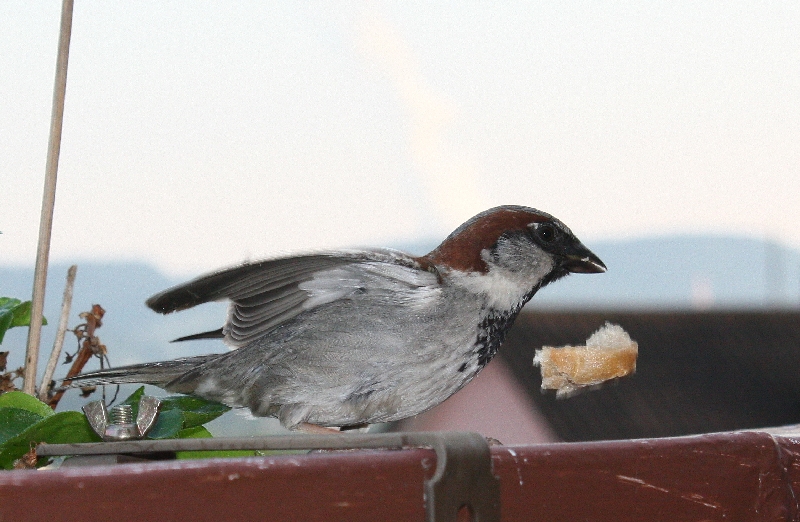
[104, 405, 137, 440]
[109, 404, 134, 424]
[83, 396, 161, 441]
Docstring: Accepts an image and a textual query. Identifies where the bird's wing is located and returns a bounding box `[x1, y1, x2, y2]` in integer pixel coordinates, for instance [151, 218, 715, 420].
[146, 249, 439, 347]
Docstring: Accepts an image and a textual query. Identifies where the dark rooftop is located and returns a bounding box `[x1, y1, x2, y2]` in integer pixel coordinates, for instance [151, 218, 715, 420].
[501, 310, 800, 441]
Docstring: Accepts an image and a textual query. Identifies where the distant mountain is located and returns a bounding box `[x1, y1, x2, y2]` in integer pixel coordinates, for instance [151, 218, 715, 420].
[1, 235, 798, 432]
[532, 235, 800, 309]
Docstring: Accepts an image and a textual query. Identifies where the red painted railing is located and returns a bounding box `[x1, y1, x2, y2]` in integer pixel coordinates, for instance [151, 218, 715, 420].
[2, 430, 799, 521]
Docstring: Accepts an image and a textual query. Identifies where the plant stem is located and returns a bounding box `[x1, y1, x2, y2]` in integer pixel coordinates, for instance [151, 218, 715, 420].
[48, 305, 105, 410]
[23, 0, 75, 395]
[38, 265, 77, 403]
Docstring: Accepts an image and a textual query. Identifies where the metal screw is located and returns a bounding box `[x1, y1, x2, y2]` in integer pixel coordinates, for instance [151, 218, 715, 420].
[109, 404, 134, 424]
[104, 404, 137, 440]
[83, 396, 161, 441]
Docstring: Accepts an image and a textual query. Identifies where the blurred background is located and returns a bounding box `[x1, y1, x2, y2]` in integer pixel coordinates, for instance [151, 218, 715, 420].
[2, 2, 799, 443]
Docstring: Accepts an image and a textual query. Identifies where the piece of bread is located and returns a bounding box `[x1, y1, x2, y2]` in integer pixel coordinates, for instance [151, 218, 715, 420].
[533, 322, 638, 397]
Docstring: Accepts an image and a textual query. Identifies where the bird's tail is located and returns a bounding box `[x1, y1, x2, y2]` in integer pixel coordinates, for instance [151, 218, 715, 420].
[64, 354, 218, 393]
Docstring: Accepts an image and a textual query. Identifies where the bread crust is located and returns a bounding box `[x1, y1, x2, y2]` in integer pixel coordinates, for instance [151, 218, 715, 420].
[534, 323, 638, 396]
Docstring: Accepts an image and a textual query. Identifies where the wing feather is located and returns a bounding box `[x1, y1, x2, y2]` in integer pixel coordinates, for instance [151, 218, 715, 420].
[147, 255, 348, 313]
[147, 249, 437, 347]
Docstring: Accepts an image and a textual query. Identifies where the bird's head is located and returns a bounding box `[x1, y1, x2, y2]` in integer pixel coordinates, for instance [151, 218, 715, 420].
[423, 205, 605, 307]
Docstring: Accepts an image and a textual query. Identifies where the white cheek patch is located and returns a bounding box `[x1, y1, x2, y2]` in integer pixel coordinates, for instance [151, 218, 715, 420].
[448, 251, 555, 310]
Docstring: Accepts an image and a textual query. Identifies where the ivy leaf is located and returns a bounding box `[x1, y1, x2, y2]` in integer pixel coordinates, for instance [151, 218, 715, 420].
[0, 408, 45, 445]
[0, 299, 17, 345]
[145, 408, 185, 439]
[0, 298, 47, 344]
[118, 386, 146, 418]
[0, 391, 55, 419]
[0, 298, 22, 315]
[178, 426, 213, 439]
[159, 394, 230, 429]
[121, 386, 146, 407]
[0, 386, 235, 468]
[0, 411, 101, 469]
[8, 300, 46, 328]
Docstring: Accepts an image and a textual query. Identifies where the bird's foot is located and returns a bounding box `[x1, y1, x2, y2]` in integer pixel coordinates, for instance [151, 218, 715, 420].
[297, 423, 342, 435]
[485, 437, 504, 446]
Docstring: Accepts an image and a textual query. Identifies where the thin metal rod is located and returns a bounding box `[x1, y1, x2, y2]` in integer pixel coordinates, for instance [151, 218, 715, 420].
[35, 431, 478, 456]
[38, 265, 77, 401]
[23, 0, 75, 394]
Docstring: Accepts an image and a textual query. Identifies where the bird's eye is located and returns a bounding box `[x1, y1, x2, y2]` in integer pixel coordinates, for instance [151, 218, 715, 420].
[534, 223, 559, 243]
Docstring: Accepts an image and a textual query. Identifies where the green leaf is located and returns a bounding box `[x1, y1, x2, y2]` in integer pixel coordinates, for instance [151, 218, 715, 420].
[0, 298, 22, 313]
[145, 408, 184, 439]
[0, 411, 101, 469]
[159, 394, 230, 429]
[9, 300, 46, 328]
[0, 408, 45, 445]
[121, 386, 146, 408]
[0, 314, 11, 344]
[0, 391, 55, 418]
[178, 426, 213, 439]
[8, 300, 31, 328]
[0, 300, 16, 345]
[0, 386, 232, 468]
[0, 298, 47, 344]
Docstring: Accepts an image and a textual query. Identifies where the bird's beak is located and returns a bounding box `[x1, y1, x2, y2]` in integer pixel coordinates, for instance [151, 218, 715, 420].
[561, 243, 607, 274]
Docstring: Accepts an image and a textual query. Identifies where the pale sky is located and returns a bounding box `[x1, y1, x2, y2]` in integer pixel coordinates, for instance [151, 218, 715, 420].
[2, 2, 799, 276]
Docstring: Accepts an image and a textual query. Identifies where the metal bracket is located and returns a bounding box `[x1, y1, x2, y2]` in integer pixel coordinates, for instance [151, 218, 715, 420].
[424, 432, 501, 522]
[38, 431, 500, 521]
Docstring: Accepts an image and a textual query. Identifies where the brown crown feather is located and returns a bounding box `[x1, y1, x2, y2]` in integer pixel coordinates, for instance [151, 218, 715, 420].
[422, 207, 550, 272]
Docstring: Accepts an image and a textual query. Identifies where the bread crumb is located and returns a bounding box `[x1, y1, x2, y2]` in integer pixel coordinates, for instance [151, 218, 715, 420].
[533, 322, 638, 397]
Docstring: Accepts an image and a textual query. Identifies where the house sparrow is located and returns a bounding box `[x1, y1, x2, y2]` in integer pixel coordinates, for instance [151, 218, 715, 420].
[70, 206, 605, 430]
